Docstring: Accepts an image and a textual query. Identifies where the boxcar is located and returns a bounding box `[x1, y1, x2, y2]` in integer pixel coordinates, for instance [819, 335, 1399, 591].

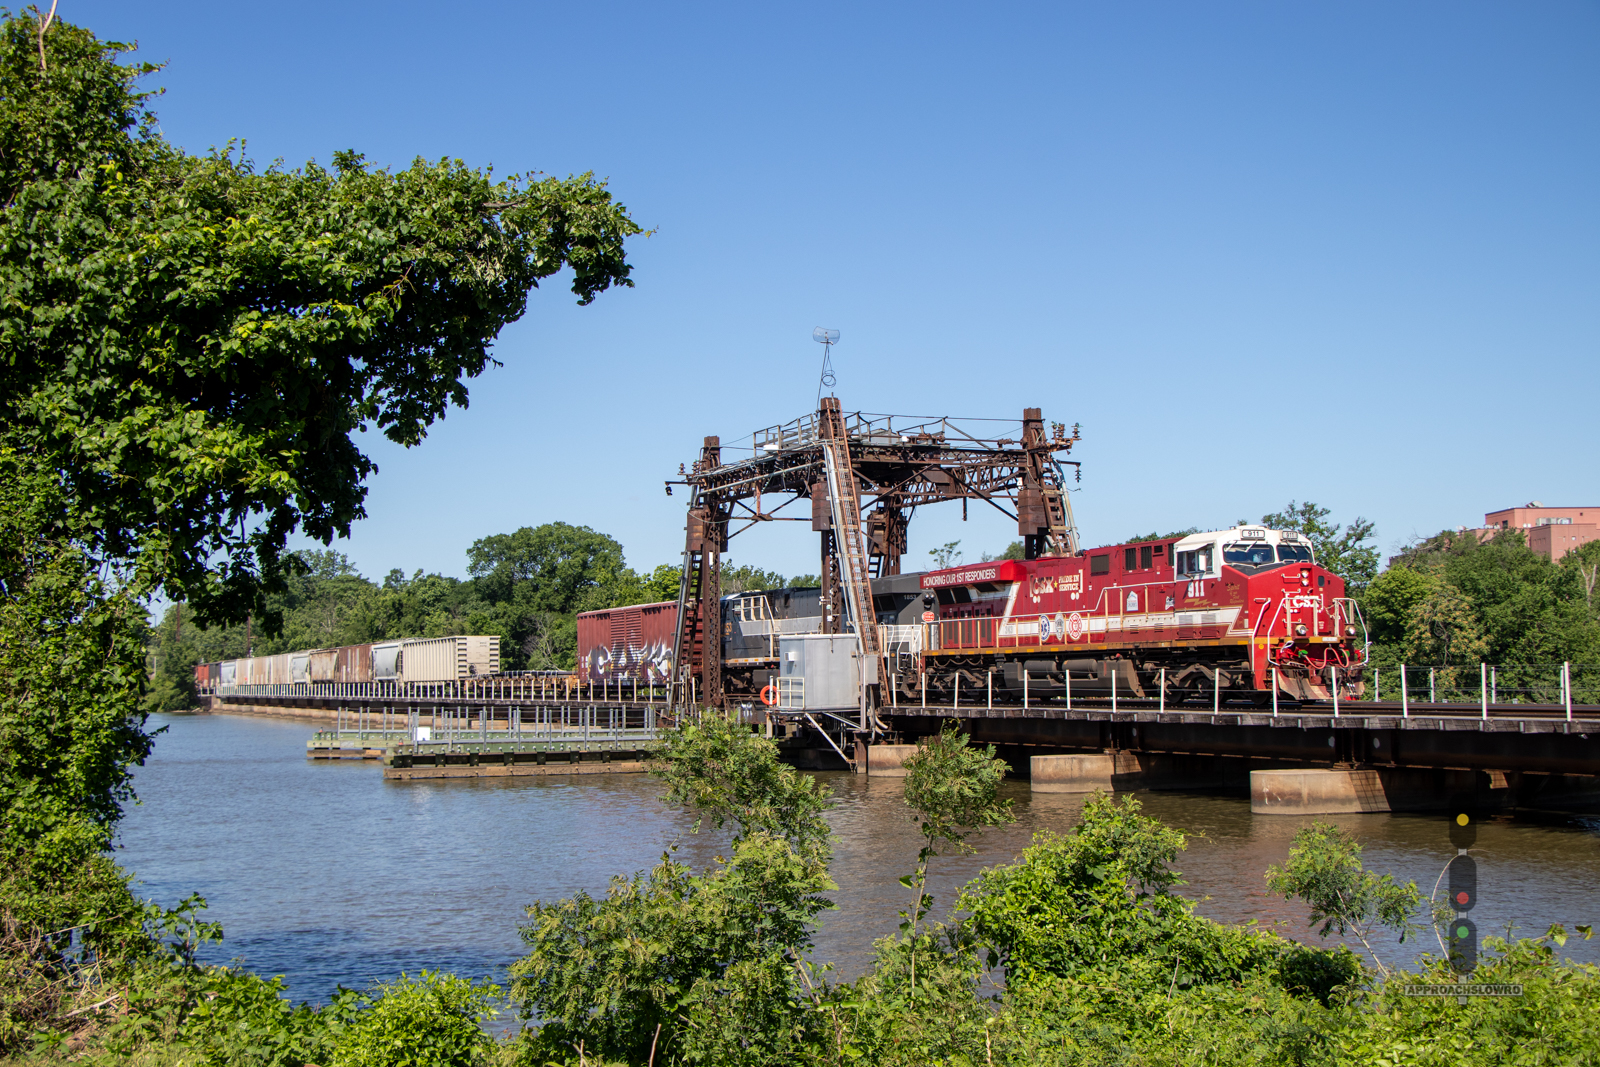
[576, 602, 676, 684]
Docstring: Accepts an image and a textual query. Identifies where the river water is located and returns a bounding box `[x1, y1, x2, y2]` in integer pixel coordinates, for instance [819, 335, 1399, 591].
[115, 712, 1600, 1003]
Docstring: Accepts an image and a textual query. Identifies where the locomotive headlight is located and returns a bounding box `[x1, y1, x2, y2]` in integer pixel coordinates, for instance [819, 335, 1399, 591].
[1344, 625, 1357, 637]
[1295, 624, 1309, 636]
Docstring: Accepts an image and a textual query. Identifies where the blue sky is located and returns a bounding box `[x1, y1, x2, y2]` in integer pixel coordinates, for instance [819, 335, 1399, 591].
[73, 1, 1598, 583]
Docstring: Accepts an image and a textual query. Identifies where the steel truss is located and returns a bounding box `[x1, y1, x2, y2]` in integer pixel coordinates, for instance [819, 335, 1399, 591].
[670, 399, 1081, 727]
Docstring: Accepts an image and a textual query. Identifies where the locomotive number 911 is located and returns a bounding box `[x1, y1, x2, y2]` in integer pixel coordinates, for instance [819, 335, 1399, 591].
[905, 524, 1366, 705]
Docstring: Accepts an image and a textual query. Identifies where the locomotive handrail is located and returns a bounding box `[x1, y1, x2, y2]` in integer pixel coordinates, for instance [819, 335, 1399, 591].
[1333, 598, 1370, 663]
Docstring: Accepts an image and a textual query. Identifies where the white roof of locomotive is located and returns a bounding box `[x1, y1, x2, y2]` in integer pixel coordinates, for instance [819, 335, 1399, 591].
[1170, 525, 1310, 551]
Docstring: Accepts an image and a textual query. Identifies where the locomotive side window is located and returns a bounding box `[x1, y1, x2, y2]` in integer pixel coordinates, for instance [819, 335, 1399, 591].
[1176, 545, 1213, 576]
[1276, 543, 1313, 563]
[1090, 554, 1110, 575]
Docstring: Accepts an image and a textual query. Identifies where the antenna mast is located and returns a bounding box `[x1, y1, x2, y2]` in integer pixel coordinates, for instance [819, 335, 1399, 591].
[813, 327, 839, 404]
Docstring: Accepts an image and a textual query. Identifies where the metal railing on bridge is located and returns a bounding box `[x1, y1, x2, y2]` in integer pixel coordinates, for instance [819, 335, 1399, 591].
[1361, 660, 1596, 720]
[312, 702, 663, 753]
[216, 676, 678, 703]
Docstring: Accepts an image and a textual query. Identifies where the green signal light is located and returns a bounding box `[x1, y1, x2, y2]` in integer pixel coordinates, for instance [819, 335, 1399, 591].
[1456, 926, 1470, 938]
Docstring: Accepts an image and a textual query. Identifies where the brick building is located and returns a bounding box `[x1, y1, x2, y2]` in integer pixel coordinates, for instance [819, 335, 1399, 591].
[1481, 502, 1599, 562]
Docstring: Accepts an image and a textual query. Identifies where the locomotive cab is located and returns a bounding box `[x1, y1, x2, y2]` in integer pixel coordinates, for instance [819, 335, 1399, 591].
[1169, 525, 1366, 701]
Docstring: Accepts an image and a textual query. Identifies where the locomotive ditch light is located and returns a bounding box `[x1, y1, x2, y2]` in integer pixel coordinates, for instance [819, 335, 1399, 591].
[1344, 625, 1357, 637]
[1295, 624, 1308, 636]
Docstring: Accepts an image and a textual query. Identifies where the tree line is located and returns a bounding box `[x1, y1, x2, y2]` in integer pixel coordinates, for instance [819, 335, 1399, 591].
[144, 528, 824, 710]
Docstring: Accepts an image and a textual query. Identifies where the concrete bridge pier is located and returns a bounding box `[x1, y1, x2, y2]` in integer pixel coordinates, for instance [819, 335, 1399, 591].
[1029, 751, 1248, 793]
[858, 743, 918, 776]
[1249, 766, 1600, 814]
[1030, 751, 1141, 792]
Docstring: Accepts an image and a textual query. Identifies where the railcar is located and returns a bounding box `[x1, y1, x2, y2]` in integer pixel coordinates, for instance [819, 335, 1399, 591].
[212, 635, 501, 690]
[718, 573, 932, 701]
[911, 525, 1365, 704]
[577, 601, 677, 684]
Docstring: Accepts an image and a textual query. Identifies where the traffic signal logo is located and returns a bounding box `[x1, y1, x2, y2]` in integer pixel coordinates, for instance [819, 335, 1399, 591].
[1448, 812, 1478, 976]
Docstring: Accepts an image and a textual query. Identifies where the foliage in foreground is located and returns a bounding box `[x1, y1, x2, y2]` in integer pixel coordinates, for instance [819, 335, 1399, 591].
[0, 4, 639, 1050]
[510, 715, 835, 1066]
[11, 722, 1600, 1066]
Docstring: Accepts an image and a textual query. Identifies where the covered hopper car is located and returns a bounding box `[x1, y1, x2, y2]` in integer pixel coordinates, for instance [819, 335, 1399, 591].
[211, 635, 500, 691]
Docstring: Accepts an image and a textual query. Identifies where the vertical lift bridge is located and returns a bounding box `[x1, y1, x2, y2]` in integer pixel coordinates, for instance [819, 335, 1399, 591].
[669, 398, 1081, 733]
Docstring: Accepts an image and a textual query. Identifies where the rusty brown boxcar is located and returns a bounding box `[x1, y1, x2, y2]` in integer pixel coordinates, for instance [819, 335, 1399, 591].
[576, 602, 675, 684]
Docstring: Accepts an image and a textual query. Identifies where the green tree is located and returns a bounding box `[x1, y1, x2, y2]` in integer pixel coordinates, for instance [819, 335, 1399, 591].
[0, 10, 640, 1033]
[1261, 501, 1379, 594]
[1564, 539, 1600, 616]
[1266, 821, 1422, 977]
[511, 718, 833, 1066]
[900, 725, 1012, 933]
[720, 562, 788, 595]
[331, 972, 499, 1067]
[1402, 581, 1490, 675]
[981, 541, 1027, 562]
[898, 724, 1012, 1005]
[928, 541, 963, 568]
[643, 563, 684, 602]
[1362, 565, 1435, 649]
[1387, 529, 1600, 673]
[467, 524, 627, 614]
[143, 602, 199, 712]
[0, 452, 153, 954]
[0, 14, 642, 632]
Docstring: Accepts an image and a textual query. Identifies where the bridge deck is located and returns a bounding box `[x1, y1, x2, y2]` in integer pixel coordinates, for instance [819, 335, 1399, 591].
[886, 699, 1600, 733]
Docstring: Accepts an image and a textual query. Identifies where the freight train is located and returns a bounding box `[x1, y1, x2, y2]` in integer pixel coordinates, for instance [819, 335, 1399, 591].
[195, 635, 502, 693]
[576, 524, 1367, 706]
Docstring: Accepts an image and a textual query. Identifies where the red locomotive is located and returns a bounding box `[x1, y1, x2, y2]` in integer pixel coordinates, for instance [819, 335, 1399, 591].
[907, 524, 1367, 705]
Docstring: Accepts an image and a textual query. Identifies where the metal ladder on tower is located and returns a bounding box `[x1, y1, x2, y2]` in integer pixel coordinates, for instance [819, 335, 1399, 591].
[818, 400, 881, 727]
[672, 486, 706, 713]
[1041, 481, 1079, 556]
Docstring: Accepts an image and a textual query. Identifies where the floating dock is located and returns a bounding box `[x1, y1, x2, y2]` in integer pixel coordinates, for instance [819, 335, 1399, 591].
[303, 701, 663, 780]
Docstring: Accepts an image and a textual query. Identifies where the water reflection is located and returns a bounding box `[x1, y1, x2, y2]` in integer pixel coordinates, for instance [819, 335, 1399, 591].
[116, 713, 1600, 1003]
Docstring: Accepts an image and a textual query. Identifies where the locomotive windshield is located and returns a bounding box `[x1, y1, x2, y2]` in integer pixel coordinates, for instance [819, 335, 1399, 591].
[1223, 542, 1276, 567]
[1276, 542, 1313, 563]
